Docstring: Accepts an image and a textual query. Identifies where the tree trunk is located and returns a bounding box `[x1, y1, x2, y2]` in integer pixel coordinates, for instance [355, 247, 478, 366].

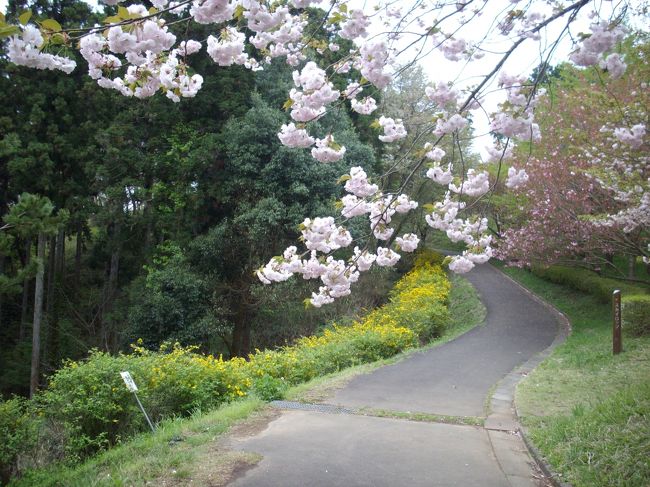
[75, 225, 82, 287]
[55, 228, 65, 276]
[42, 235, 57, 367]
[0, 256, 4, 334]
[46, 229, 65, 372]
[19, 238, 32, 341]
[230, 292, 252, 358]
[30, 232, 46, 398]
[100, 221, 121, 352]
[628, 255, 636, 279]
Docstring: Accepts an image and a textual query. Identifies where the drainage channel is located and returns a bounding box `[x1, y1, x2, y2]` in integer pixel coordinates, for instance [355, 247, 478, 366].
[270, 400, 356, 415]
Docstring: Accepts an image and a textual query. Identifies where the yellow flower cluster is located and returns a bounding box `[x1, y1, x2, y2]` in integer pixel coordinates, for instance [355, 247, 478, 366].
[43, 253, 451, 450]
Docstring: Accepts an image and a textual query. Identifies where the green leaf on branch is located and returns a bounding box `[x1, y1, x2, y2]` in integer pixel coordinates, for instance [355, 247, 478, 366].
[19, 10, 32, 26]
[233, 4, 245, 20]
[50, 32, 66, 45]
[0, 25, 20, 38]
[336, 174, 351, 184]
[41, 18, 62, 32]
[104, 15, 122, 24]
[117, 6, 130, 19]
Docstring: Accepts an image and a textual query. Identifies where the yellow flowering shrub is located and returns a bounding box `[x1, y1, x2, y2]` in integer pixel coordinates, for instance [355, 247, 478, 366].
[30, 252, 451, 463]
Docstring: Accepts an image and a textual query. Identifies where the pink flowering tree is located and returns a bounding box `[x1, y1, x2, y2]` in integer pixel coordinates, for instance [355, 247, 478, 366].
[1, 0, 646, 304]
[494, 37, 649, 277]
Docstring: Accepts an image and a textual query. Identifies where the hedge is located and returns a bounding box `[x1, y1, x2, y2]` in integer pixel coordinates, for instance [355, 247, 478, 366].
[530, 265, 648, 303]
[622, 295, 650, 337]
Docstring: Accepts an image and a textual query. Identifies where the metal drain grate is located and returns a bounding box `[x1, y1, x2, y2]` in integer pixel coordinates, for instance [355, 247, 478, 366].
[270, 401, 355, 414]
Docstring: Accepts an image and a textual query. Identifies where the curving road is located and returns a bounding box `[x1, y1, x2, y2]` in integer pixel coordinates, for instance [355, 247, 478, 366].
[226, 264, 560, 487]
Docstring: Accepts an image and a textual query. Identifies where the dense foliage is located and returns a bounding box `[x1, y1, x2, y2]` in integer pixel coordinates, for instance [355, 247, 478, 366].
[0, 255, 450, 481]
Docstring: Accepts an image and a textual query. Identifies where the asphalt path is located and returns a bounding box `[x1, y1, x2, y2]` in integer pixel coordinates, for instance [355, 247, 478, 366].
[330, 263, 558, 417]
[227, 263, 559, 486]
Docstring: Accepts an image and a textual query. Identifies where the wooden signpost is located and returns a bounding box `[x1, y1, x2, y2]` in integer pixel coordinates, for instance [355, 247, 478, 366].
[612, 290, 622, 355]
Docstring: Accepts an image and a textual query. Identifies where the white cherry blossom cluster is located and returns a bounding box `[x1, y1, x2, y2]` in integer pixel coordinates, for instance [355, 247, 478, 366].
[505, 167, 529, 189]
[433, 114, 469, 136]
[395, 233, 420, 252]
[258, 166, 422, 305]
[311, 135, 346, 163]
[489, 72, 541, 142]
[278, 123, 315, 148]
[7, 25, 76, 74]
[378, 116, 407, 142]
[356, 42, 393, 89]
[613, 124, 646, 149]
[289, 62, 339, 123]
[351, 97, 378, 115]
[425, 82, 459, 109]
[207, 27, 251, 67]
[424, 194, 492, 273]
[449, 169, 490, 197]
[339, 10, 370, 40]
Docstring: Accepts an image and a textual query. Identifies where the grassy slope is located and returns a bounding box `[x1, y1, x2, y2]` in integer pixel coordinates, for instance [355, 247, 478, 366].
[11, 274, 485, 487]
[498, 264, 650, 487]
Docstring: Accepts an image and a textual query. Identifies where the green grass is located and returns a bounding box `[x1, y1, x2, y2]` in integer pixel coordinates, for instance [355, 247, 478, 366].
[10, 398, 265, 487]
[497, 263, 650, 487]
[10, 273, 485, 486]
[356, 408, 485, 427]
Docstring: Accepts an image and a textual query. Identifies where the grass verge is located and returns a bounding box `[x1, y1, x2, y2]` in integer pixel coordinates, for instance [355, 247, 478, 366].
[356, 408, 484, 427]
[11, 273, 485, 486]
[10, 398, 266, 487]
[497, 264, 650, 487]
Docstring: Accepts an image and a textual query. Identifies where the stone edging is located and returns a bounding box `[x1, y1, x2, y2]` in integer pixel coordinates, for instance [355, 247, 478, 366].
[486, 264, 573, 487]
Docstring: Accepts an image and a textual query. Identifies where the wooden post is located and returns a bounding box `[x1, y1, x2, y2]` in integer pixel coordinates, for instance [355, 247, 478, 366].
[612, 290, 622, 355]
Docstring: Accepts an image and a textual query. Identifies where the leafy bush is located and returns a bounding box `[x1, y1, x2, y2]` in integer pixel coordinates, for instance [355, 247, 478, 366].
[3, 256, 451, 480]
[622, 295, 650, 336]
[0, 396, 38, 484]
[530, 265, 648, 303]
[39, 344, 251, 460]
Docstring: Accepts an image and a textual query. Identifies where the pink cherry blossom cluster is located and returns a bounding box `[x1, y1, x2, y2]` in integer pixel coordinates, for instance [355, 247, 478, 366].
[570, 21, 625, 70]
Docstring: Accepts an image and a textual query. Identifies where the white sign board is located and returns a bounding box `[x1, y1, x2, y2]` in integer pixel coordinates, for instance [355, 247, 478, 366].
[120, 371, 138, 392]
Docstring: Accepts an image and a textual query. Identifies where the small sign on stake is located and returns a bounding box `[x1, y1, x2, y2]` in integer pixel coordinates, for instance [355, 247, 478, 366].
[120, 371, 138, 392]
[120, 371, 156, 433]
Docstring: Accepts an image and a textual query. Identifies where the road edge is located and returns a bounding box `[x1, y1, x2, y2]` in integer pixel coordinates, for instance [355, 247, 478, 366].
[486, 263, 573, 487]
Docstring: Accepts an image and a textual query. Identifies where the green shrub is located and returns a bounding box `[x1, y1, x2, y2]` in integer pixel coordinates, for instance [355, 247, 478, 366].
[622, 295, 650, 336]
[531, 265, 648, 303]
[0, 396, 38, 484]
[3, 260, 452, 480]
[39, 345, 251, 460]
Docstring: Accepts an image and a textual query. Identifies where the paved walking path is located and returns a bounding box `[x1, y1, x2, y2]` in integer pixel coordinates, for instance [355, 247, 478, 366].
[226, 264, 562, 486]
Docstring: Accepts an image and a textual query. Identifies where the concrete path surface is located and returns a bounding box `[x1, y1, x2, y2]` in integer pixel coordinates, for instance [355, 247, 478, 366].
[226, 264, 562, 487]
